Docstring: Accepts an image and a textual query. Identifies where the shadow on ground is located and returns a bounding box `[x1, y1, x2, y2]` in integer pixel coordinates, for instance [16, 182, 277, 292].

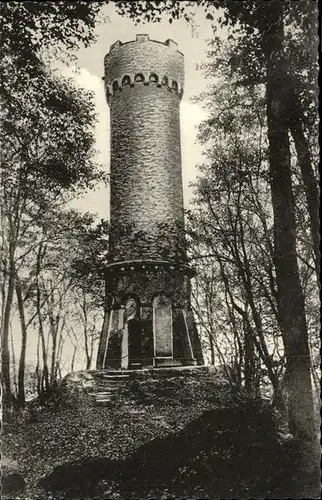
[38, 402, 320, 500]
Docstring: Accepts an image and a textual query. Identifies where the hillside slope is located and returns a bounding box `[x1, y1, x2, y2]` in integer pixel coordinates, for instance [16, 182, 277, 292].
[2, 368, 320, 499]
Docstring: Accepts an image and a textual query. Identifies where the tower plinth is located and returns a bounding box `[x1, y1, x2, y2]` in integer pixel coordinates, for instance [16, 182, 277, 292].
[97, 35, 204, 370]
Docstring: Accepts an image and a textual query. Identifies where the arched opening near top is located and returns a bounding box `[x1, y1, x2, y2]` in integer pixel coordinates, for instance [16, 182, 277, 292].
[112, 80, 119, 92]
[161, 76, 169, 86]
[171, 80, 178, 91]
[124, 297, 141, 367]
[153, 294, 173, 358]
[122, 75, 131, 86]
[149, 72, 159, 84]
[134, 73, 145, 83]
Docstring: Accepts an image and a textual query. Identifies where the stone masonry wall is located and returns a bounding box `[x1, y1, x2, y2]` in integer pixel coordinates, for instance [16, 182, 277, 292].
[104, 36, 186, 262]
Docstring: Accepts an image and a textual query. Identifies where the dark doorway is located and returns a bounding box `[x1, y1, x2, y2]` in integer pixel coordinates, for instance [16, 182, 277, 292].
[128, 317, 142, 368]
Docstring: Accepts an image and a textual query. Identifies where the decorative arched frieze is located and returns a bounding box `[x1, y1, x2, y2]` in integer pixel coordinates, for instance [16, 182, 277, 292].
[112, 80, 119, 92]
[105, 72, 183, 98]
[162, 76, 169, 85]
[149, 72, 158, 83]
[122, 74, 131, 86]
[171, 80, 178, 91]
[134, 72, 145, 83]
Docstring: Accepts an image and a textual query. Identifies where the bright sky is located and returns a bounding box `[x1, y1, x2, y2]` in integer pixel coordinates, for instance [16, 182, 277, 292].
[62, 2, 217, 219]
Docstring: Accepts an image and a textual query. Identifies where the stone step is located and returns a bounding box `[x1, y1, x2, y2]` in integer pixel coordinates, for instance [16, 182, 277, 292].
[99, 375, 130, 383]
[97, 380, 127, 386]
[91, 391, 119, 397]
[100, 377, 129, 383]
[95, 388, 119, 393]
[96, 383, 127, 389]
[92, 373, 131, 408]
[154, 358, 183, 368]
[95, 400, 113, 406]
[92, 377, 130, 406]
[103, 372, 129, 376]
[95, 390, 114, 394]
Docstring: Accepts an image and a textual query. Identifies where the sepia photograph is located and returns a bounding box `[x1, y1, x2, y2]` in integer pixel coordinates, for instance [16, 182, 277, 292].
[1, 1, 320, 499]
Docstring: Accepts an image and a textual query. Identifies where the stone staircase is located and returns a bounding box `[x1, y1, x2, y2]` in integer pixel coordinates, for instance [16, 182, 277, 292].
[92, 372, 130, 406]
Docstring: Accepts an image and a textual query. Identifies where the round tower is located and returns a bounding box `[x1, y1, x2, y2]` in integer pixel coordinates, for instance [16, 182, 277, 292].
[97, 35, 204, 370]
[106, 34, 185, 261]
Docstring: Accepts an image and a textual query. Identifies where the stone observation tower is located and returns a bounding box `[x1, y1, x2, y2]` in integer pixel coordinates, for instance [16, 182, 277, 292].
[97, 34, 204, 370]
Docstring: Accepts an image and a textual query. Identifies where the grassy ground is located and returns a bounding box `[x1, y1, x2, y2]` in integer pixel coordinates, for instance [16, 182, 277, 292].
[2, 370, 320, 499]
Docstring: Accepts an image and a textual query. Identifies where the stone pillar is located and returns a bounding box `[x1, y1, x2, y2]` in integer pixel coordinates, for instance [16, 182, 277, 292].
[103, 308, 123, 369]
[140, 305, 154, 368]
[121, 324, 129, 369]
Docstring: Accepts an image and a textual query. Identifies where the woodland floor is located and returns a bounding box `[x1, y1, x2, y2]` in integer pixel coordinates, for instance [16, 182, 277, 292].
[1, 372, 320, 500]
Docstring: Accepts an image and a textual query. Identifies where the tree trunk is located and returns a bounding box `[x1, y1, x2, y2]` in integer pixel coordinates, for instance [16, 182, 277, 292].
[289, 118, 319, 278]
[243, 314, 259, 397]
[96, 298, 111, 369]
[55, 323, 65, 383]
[208, 332, 215, 365]
[36, 284, 49, 393]
[35, 331, 42, 400]
[10, 325, 18, 397]
[71, 344, 77, 372]
[1, 258, 15, 408]
[15, 274, 28, 407]
[81, 290, 92, 370]
[84, 328, 91, 370]
[264, 1, 314, 439]
[35, 243, 49, 393]
[49, 313, 58, 387]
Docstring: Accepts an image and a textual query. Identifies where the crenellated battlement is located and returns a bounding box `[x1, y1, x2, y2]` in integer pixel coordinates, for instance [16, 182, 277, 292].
[104, 72, 183, 99]
[103, 34, 184, 101]
[107, 34, 182, 56]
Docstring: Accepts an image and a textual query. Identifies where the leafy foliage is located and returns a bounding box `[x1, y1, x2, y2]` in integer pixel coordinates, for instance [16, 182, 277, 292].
[1, 2, 105, 63]
[1, 2, 108, 407]
[123, 0, 318, 441]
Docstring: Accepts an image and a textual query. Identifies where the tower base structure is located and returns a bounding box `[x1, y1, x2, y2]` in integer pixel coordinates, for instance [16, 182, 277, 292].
[96, 260, 204, 370]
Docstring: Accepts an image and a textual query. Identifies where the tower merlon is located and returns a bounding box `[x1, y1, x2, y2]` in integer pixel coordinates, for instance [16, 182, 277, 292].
[165, 38, 178, 48]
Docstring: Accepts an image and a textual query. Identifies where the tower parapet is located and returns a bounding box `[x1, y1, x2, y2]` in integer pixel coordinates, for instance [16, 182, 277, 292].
[104, 34, 184, 100]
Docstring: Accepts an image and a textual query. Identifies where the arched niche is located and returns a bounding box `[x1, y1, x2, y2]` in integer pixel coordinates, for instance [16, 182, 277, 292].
[161, 76, 169, 86]
[171, 80, 178, 91]
[149, 72, 159, 83]
[153, 294, 173, 358]
[122, 75, 131, 86]
[112, 80, 119, 92]
[134, 73, 145, 83]
[124, 297, 141, 366]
